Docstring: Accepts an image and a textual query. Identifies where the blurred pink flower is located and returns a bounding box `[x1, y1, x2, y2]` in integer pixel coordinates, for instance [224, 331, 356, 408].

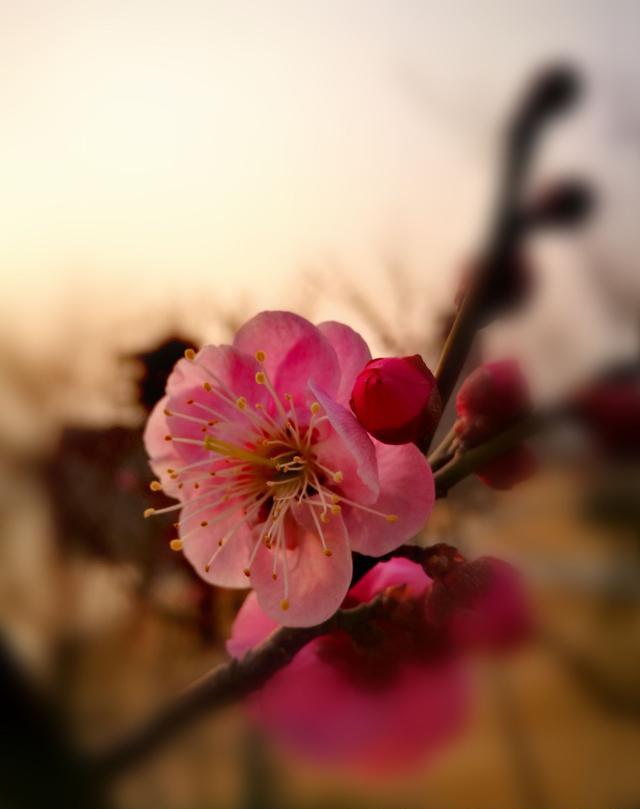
[144, 312, 434, 626]
[228, 558, 468, 773]
[228, 556, 532, 773]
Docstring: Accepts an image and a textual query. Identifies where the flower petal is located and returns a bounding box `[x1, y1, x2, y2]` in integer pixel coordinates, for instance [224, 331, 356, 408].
[234, 311, 340, 401]
[180, 498, 253, 588]
[318, 321, 371, 406]
[226, 592, 279, 659]
[143, 396, 183, 498]
[167, 344, 266, 407]
[310, 381, 379, 504]
[349, 558, 431, 603]
[250, 506, 352, 627]
[345, 441, 434, 557]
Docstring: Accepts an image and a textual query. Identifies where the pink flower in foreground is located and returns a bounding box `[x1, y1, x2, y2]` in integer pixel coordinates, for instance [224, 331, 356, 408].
[228, 556, 531, 773]
[350, 355, 441, 445]
[144, 312, 434, 626]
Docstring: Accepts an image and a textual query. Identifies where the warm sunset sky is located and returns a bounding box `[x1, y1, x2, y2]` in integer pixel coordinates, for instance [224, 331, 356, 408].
[1, 1, 639, 379]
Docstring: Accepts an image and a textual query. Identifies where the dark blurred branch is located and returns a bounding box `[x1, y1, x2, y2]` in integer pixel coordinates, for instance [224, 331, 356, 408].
[93, 590, 392, 782]
[432, 65, 582, 432]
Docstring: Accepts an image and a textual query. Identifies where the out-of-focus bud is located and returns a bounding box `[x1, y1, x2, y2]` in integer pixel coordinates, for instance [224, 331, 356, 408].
[422, 546, 533, 651]
[527, 178, 595, 230]
[476, 445, 537, 490]
[455, 252, 534, 323]
[454, 361, 535, 490]
[455, 360, 531, 443]
[573, 378, 640, 458]
[515, 63, 581, 135]
[350, 355, 441, 445]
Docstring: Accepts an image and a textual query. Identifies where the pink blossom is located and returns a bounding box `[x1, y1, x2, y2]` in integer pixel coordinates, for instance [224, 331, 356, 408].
[228, 555, 531, 773]
[228, 558, 469, 773]
[144, 312, 435, 627]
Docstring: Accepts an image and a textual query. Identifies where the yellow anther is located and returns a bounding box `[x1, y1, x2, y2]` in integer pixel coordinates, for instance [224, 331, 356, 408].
[385, 514, 399, 523]
[331, 495, 340, 504]
[236, 396, 247, 410]
[184, 348, 196, 361]
[255, 371, 266, 385]
[333, 471, 344, 483]
[169, 539, 183, 551]
[203, 382, 212, 392]
[320, 513, 330, 524]
[143, 508, 155, 518]
[167, 468, 175, 474]
[149, 481, 162, 492]
[331, 504, 341, 514]
[243, 568, 251, 578]
[255, 350, 266, 362]
[280, 599, 289, 611]
[324, 548, 333, 557]
[310, 402, 321, 414]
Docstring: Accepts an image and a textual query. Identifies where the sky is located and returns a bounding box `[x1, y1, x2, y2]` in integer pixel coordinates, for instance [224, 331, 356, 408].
[1, 0, 639, 385]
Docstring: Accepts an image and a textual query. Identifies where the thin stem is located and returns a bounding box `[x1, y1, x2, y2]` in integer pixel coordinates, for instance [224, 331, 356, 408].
[428, 424, 459, 471]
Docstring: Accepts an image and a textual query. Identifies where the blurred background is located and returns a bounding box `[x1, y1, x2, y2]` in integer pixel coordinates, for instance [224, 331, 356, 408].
[2, 1, 640, 807]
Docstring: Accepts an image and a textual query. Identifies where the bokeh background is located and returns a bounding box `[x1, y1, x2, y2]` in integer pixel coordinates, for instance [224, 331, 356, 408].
[2, 1, 640, 807]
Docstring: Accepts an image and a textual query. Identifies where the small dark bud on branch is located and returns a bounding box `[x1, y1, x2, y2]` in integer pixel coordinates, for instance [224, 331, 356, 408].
[526, 179, 595, 230]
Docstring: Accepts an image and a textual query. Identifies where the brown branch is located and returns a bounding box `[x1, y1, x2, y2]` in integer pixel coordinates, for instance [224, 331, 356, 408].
[93, 591, 392, 782]
[430, 65, 581, 441]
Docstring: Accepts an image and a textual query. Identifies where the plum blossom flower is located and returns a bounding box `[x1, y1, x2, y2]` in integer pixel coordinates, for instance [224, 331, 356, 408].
[228, 555, 531, 773]
[144, 312, 435, 626]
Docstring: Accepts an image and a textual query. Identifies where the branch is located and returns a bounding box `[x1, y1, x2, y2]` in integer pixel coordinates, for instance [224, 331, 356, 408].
[434, 414, 545, 497]
[93, 591, 392, 782]
[431, 65, 581, 437]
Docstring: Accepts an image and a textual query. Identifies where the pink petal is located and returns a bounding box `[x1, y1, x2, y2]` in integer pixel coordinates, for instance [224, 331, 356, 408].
[250, 506, 353, 627]
[318, 321, 371, 406]
[234, 311, 340, 401]
[310, 381, 379, 504]
[448, 557, 533, 651]
[249, 640, 468, 773]
[226, 592, 280, 659]
[345, 441, 434, 557]
[349, 558, 432, 603]
[180, 497, 253, 589]
[143, 396, 183, 498]
[167, 344, 266, 406]
[347, 659, 469, 774]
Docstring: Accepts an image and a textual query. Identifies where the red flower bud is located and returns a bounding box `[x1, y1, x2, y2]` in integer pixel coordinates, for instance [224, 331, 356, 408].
[475, 445, 537, 490]
[456, 360, 530, 445]
[350, 355, 441, 445]
[574, 378, 640, 458]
